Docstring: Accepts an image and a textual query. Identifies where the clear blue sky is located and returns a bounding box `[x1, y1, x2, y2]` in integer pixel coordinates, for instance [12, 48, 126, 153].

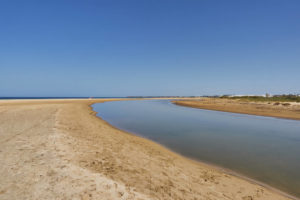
[1, 0, 299, 97]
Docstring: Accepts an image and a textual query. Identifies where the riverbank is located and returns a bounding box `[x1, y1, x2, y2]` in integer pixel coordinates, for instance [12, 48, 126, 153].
[173, 98, 300, 120]
[0, 99, 294, 199]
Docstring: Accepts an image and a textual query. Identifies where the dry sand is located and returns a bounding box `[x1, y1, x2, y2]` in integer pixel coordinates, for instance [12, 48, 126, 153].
[0, 99, 295, 200]
[173, 98, 300, 120]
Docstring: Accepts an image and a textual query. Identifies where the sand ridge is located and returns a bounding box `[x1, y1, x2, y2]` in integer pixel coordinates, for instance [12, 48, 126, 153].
[173, 98, 300, 120]
[0, 99, 295, 199]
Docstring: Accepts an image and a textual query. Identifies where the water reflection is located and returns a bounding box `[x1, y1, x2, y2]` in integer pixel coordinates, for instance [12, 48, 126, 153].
[93, 100, 300, 197]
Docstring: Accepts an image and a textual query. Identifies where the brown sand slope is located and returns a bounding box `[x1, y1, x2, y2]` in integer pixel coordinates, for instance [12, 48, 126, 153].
[0, 99, 294, 200]
[173, 98, 300, 120]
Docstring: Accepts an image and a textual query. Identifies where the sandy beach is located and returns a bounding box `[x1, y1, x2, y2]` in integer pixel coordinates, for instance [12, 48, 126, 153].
[0, 99, 295, 200]
[173, 98, 300, 120]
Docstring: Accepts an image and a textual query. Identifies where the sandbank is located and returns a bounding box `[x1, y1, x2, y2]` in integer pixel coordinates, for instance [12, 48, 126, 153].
[0, 99, 295, 199]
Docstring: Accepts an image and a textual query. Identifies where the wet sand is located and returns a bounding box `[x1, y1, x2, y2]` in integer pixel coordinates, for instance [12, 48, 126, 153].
[0, 99, 295, 199]
[173, 98, 300, 120]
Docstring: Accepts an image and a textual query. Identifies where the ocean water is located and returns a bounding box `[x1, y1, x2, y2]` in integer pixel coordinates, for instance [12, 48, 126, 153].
[93, 100, 300, 198]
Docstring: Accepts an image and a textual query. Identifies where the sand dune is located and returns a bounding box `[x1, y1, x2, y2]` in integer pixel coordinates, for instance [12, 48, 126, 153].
[0, 99, 294, 199]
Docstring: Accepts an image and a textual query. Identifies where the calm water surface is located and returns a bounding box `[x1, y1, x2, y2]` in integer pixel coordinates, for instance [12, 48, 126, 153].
[93, 100, 300, 198]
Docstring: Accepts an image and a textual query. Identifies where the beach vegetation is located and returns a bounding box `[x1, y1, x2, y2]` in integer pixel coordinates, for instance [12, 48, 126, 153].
[220, 95, 300, 102]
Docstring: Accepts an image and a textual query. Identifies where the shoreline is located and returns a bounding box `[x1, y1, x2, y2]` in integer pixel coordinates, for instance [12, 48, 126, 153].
[173, 98, 300, 121]
[90, 101, 299, 200]
[0, 99, 297, 199]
